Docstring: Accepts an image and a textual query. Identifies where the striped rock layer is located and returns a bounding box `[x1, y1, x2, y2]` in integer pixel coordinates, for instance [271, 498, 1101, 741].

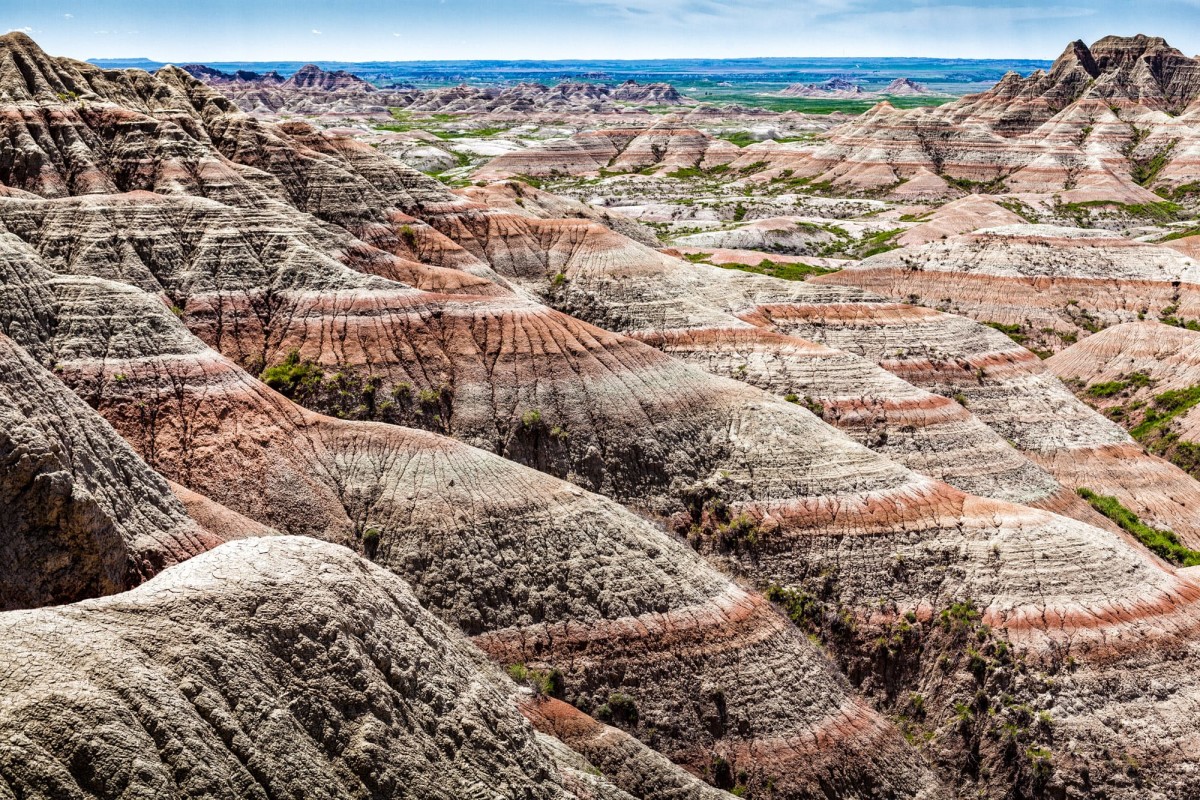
[762, 35, 1200, 198]
[7, 30, 1200, 797]
[819, 224, 1200, 341]
[0, 536, 646, 799]
[756, 300, 1200, 550]
[0, 216, 937, 798]
[0, 329, 264, 611]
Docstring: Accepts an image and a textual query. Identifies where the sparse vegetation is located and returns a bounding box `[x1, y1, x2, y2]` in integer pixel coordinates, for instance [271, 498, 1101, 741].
[1077, 487, 1200, 566]
[710, 258, 839, 282]
[506, 663, 565, 698]
[260, 351, 453, 432]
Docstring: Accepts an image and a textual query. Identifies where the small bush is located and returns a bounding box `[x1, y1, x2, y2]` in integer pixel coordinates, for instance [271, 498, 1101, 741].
[595, 692, 638, 726]
[1086, 380, 1129, 397]
[261, 350, 324, 398]
[506, 664, 564, 698]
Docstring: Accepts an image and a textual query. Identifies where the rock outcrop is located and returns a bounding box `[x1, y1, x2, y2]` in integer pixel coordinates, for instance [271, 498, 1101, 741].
[734, 35, 1200, 198]
[0, 326, 256, 611]
[9, 29, 1200, 798]
[0, 536, 648, 799]
[475, 120, 738, 178]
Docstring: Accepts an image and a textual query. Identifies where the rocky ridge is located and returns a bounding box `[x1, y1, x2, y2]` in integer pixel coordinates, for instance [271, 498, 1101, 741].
[8, 28, 1200, 799]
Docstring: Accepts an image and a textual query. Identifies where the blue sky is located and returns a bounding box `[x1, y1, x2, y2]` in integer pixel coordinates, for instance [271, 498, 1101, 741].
[4, 0, 1200, 61]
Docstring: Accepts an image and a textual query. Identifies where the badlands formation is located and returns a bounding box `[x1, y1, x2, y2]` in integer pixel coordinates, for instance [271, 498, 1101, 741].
[7, 28, 1200, 800]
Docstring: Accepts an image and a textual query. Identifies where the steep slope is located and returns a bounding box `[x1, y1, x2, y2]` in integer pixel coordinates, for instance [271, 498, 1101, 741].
[475, 121, 739, 179]
[820, 224, 1200, 342]
[0, 536, 647, 799]
[0, 202, 939, 796]
[755, 300, 1200, 549]
[1047, 320, 1200, 500]
[0, 327, 260, 611]
[10, 31, 1200, 796]
[760, 35, 1200, 198]
[453, 182, 1107, 520]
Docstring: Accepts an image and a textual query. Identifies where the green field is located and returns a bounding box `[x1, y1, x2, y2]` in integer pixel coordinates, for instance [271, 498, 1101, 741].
[679, 88, 955, 115]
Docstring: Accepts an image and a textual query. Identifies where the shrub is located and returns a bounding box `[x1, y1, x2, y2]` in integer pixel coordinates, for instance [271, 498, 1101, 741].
[261, 350, 324, 399]
[1086, 380, 1129, 397]
[595, 692, 638, 726]
[506, 664, 564, 698]
[362, 527, 381, 558]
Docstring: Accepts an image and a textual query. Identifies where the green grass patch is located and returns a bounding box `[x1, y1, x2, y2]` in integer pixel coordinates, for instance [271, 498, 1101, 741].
[665, 164, 730, 179]
[944, 174, 1008, 194]
[507, 174, 545, 189]
[1157, 227, 1200, 243]
[686, 91, 953, 115]
[858, 228, 904, 258]
[712, 259, 839, 282]
[1087, 381, 1129, 398]
[1077, 487, 1200, 566]
[1130, 385, 1200, 440]
[982, 321, 1027, 344]
[1158, 182, 1200, 201]
[1057, 199, 1182, 223]
[1131, 140, 1177, 187]
[719, 131, 821, 148]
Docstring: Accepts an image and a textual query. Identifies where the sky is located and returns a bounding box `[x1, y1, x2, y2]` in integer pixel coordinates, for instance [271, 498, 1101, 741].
[3, 0, 1200, 62]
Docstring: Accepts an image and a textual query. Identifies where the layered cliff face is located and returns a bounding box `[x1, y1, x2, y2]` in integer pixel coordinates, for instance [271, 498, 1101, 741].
[1047, 321, 1200, 504]
[477, 35, 1200, 200]
[0, 199, 940, 798]
[0, 536, 654, 799]
[779, 35, 1200, 197]
[8, 29, 1200, 799]
[0, 32, 949, 798]
[475, 121, 740, 179]
[823, 224, 1200, 339]
[0, 327, 260, 611]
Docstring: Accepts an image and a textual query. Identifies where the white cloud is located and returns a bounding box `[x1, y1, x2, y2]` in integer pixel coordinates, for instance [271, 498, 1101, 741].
[6, 26, 33, 34]
[393, 32, 402, 37]
[567, 0, 859, 27]
[311, 28, 322, 34]
[63, 13, 73, 19]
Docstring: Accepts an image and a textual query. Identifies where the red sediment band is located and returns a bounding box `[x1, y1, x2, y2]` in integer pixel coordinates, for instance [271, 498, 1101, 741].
[680, 695, 897, 769]
[743, 302, 943, 327]
[1025, 483, 1126, 537]
[473, 585, 789, 665]
[987, 576, 1200, 640]
[811, 269, 1200, 316]
[880, 349, 1042, 383]
[821, 393, 966, 428]
[764, 476, 967, 536]
[519, 694, 897, 785]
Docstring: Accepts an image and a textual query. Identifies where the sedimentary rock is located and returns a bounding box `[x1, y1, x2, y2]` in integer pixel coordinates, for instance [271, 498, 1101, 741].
[0, 326, 252, 611]
[9, 30, 1200, 797]
[758, 300, 1200, 548]
[475, 121, 738, 179]
[822, 223, 1200, 341]
[0, 536, 647, 799]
